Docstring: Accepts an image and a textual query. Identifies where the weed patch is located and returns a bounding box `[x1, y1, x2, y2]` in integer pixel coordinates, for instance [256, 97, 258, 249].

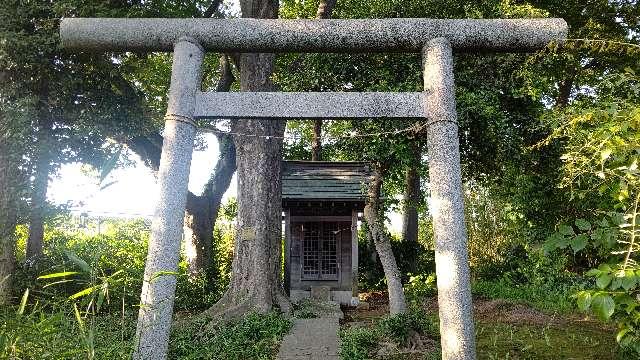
[339, 307, 440, 359]
[472, 277, 583, 314]
[0, 304, 136, 359]
[476, 321, 622, 360]
[169, 311, 291, 360]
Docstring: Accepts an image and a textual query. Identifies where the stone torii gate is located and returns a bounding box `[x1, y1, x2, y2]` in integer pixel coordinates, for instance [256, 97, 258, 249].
[60, 17, 567, 360]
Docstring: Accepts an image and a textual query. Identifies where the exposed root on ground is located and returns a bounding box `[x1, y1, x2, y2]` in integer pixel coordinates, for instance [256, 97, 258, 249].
[198, 287, 292, 330]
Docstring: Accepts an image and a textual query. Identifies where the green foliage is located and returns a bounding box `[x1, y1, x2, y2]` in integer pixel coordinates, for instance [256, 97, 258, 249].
[1, 303, 290, 359]
[357, 228, 435, 291]
[543, 70, 640, 353]
[339, 326, 380, 360]
[472, 247, 586, 313]
[472, 278, 581, 314]
[404, 273, 437, 305]
[545, 214, 621, 267]
[169, 312, 291, 360]
[3, 214, 282, 359]
[463, 181, 532, 276]
[14, 218, 149, 312]
[377, 308, 440, 346]
[339, 307, 439, 359]
[0, 302, 137, 359]
[14, 216, 227, 313]
[200, 197, 238, 299]
[291, 299, 319, 319]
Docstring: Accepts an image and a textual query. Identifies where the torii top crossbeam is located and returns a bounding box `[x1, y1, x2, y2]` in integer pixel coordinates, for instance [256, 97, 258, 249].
[61, 18, 567, 53]
[60, 18, 567, 120]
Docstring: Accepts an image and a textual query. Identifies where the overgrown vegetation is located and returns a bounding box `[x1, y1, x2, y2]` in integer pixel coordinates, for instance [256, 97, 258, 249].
[471, 247, 588, 314]
[1, 304, 137, 359]
[339, 308, 441, 360]
[475, 321, 622, 360]
[2, 214, 248, 359]
[1, 302, 290, 359]
[169, 312, 291, 360]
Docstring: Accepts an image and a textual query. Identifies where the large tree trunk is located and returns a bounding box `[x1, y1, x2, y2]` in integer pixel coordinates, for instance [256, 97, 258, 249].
[308, 0, 335, 162]
[0, 119, 18, 305]
[127, 52, 236, 281]
[401, 144, 421, 244]
[26, 114, 52, 260]
[205, 0, 290, 319]
[183, 54, 237, 277]
[311, 119, 322, 161]
[184, 134, 236, 279]
[364, 167, 407, 315]
[401, 144, 421, 275]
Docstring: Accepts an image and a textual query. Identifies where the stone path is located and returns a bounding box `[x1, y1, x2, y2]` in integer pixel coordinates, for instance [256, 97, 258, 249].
[277, 300, 343, 360]
[277, 318, 340, 360]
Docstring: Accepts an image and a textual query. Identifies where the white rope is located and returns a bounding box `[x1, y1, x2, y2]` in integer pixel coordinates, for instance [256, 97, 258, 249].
[197, 121, 429, 140]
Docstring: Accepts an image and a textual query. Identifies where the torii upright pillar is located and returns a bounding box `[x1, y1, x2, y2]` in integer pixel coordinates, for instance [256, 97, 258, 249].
[423, 38, 475, 359]
[133, 37, 203, 359]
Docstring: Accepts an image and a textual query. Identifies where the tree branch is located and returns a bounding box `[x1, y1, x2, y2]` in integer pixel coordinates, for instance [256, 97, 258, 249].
[215, 54, 235, 92]
[203, 0, 224, 18]
[316, 0, 337, 19]
[126, 133, 163, 173]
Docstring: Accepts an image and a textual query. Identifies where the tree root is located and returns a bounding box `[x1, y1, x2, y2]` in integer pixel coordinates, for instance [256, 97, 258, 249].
[276, 290, 293, 315]
[204, 299, 252, 331]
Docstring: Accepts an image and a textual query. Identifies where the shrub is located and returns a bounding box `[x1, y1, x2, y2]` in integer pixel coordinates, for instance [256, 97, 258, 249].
[358, 226, 435, 291]
[14, 216, 229, 313]
[339, 326, 380, 360]
[377, 307, 439, 346]
[542, 70, 640, 354]
[470, 245, 589, 313]
[14, 218, 149, 312]
[404, 273, 437, 304]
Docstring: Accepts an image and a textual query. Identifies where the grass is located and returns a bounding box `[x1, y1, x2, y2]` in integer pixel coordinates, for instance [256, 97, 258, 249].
[169, 311, 291, 360]
[339, 308, 441, 360]
[1, 303, 290, 359]
[340, 312, 622, 360]
[0, 305, 137, 359]
[340, 326, 382, 360]
[476, 321, 621, 360]
[471, 277, 584, 314]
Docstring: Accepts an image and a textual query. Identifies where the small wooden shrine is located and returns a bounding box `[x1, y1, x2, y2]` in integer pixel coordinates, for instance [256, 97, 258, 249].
[282, 161, 371, 305]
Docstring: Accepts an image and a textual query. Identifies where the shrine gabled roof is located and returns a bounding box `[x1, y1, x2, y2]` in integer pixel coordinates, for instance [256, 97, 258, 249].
[282, 161, 372, 201]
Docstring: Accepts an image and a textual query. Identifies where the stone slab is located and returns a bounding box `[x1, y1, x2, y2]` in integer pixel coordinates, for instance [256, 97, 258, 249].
[277, 318, 340, 360]
[195, 92, 426, 119]
[311, 286, 331, 301]
[290, 290, 354, 306]
[60, 18, 567, 53]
